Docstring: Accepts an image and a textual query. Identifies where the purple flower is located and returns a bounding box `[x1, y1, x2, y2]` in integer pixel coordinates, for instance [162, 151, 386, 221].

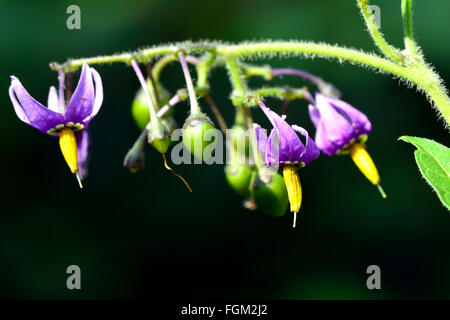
[254, 101, 319, 168]
[8, 63, 103, 186]
[253, 101, 319, 226]
[308, 93, 386, 198]
[9, 63, 103, 135]
[308, 93, 371, 156]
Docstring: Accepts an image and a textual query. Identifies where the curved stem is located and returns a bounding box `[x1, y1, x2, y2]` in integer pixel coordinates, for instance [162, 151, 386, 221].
[224, 55, 247, 99]
[196, 52, 216, 89]
[49, 40, 450, 127]
[204, 94, 227, 133]
[357, 0, 404, 63]
[145, 63, 162, 110]
[130, 60, 158, 121]
[152, 54, 199, 83]
[178, 52, 201, 114]
[50, 52, 135, 72]
[250, 86, 312, 104]
[271, 68, 341, 98]
[152, 55, 178, 83]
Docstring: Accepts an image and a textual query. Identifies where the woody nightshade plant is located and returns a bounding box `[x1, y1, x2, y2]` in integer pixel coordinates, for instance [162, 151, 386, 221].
[9, 0, 449, 217]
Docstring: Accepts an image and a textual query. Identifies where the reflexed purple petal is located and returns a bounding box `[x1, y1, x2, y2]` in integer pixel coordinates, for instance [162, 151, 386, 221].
[324, 95, 372, 135]
[81, 67, 103, 124]
[265, 129, 279, 167]
[64, 63, 95, 124]
[308, 104, 321, 127]
[9, 76, 64, 134]
[258, 101, 304, 164]
[47, 86, 60, 113]
[76, 129, 90, 180]
[292, 125, 320, 164]
[253, 123, 268, 157]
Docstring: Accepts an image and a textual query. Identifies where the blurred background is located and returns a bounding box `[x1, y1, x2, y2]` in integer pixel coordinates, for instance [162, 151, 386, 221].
[0, 0, 449, 299]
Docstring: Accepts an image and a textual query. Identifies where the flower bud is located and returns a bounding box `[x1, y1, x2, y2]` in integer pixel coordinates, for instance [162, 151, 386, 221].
[124, 130, 146, 173]
[225, 164, 254, 198]
[182, 113, 217, 162]
[250, 169, 288, 217]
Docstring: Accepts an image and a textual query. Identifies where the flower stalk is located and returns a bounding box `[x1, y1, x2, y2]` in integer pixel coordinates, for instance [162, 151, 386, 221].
[178, 51, 200, 115]
[401, 0, 418, 56]
[357, 0, 404, 63]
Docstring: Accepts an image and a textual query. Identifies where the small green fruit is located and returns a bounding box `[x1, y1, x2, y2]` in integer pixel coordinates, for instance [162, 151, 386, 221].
[150, 135, 171, 154]
[131, 91, 150, 131]
[251, 171, 288, 217]
[131, 83, 172, 131]
[225, 164, 254, 198]
[182, 113, 217, 162]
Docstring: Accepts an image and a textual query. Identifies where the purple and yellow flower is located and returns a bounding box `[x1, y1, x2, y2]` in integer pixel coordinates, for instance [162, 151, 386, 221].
[254, 101, 320, 227]
[308, 93, 386, 197]
[8, 63, 103, 188]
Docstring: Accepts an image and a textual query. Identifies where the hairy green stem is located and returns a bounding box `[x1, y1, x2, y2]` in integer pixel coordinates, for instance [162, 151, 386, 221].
[196, 52, 216, 89]
[238, 86, 311, 106]
[224, 55, 247, 99]
[50, 40, 450, 127]
[401, 0, 418, 56]
[357, 0, 404, 63]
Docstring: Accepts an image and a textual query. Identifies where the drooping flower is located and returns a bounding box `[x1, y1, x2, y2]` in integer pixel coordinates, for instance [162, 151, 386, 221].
[254, 101, 320, 227]
[8, 63, 103, 187]
[308, 93, 386, 198]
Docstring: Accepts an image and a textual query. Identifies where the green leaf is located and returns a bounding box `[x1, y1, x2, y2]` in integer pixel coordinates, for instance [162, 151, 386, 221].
[399, 136, 450, 211]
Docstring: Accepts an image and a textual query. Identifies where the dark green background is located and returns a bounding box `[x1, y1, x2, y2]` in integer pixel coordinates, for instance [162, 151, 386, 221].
[0, 0, 449, 299]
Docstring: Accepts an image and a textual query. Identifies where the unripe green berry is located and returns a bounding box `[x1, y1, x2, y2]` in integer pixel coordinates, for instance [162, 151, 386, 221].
[131, 83, 172, 131]
[225, 164, 254, 198]
[131, 92, 150, 131]
[148, 121, 171, 154]
[182, 113, 217, 162]
[251, 171, 288, 217]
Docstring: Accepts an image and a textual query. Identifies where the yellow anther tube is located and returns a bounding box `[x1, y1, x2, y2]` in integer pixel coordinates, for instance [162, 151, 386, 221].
[59, 128, 79, 173]
[349, 143, 386, 198]
[282, 165, 302, 228]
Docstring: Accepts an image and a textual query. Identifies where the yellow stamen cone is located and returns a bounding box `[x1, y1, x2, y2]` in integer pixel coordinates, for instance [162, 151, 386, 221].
[349, 143, 386, 198]
[59, 128, 79, 174]
[282, 165, 302, 228]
